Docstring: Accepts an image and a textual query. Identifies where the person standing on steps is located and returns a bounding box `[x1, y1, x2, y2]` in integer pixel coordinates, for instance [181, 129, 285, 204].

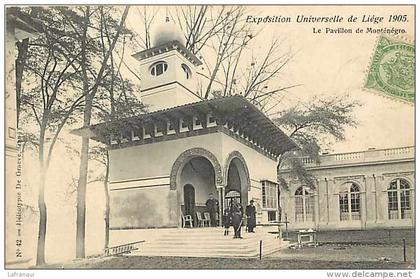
[230, 200, 243, 239]
[246, 200, 256, 233]
[205, 193, 219, 227]
[222, 207, 231, 236]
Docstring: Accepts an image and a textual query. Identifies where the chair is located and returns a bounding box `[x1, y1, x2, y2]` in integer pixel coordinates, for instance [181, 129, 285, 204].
[182, 214, 193, 228]
[203, 212, 211, 227]
[196, 212, 205, 227]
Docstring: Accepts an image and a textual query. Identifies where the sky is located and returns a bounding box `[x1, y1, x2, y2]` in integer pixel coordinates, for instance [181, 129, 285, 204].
[124, 5, 415, 153]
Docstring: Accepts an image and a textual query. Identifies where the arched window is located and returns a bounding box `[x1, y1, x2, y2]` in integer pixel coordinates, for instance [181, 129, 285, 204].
[150, 61, 168, 76]
[295, 186, 314, 222]
[388, 178, 411, 220]
[181, 64, 192, 79]
[339, 182, 361, 221]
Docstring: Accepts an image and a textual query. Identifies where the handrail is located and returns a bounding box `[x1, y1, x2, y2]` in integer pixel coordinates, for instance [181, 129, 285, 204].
[104, 240, 145, 256]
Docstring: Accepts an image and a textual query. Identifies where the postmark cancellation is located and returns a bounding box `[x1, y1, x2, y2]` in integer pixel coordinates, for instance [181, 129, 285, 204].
[364, 36, 414, 103]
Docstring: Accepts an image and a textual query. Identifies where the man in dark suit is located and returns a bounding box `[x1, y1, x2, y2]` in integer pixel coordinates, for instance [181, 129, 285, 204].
[246, 200, 256, 233]
[205, 193, 219, 227]
[230, 200, 243, 239]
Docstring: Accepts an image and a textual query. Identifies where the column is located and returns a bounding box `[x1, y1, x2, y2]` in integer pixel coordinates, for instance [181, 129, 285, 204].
[365, 175, 376, 228]
[361, 176, 367, 230]
[328, 178, 339, 226]
[317, 178, 328, 227]
[376, 175, 386, 222]
[314, 179, 320, 230]
[218, 186, 225, 227]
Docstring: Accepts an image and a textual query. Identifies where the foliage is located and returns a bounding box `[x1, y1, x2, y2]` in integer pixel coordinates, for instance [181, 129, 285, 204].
[274, 95, 360, 189]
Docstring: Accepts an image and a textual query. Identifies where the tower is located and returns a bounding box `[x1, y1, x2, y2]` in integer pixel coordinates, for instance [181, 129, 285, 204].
[132, 20, 202, 112]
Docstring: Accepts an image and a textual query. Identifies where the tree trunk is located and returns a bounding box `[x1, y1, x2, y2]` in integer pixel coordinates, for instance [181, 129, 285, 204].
[75, 6, 129, 258]
[36, 170, 47, 265]
[36, 141, 47, 266]
[76, 135, 90, 258]
[76, 58, 92, 259]
[15, 38, 29, 127]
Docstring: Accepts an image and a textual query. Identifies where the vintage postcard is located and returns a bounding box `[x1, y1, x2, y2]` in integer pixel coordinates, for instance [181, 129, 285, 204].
[3, 3, 415, 273]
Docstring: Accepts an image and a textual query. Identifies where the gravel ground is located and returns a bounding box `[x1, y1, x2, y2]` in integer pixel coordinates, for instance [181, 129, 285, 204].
[46, 255, 414, 269]
[269, 243, 415, 263]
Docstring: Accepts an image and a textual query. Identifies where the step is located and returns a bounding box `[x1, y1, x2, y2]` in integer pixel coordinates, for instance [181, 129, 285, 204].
[112, 228, 287, 258]
[133, 247, 282, 258]
[155, 237, 280, 243]
[136, 240, 285, 257]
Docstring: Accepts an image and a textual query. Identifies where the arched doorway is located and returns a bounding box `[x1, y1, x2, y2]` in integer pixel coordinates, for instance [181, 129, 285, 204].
[224, 153, 250, 212]
[170, 148, 223, 227]
[180, 157, 218, 226]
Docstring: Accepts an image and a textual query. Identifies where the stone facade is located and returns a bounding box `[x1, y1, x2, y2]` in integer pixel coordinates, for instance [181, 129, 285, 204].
[108, 129, 282, 229]
[279, 146, 415, 231]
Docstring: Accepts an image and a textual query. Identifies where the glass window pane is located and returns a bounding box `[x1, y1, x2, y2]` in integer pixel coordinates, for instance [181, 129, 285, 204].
[388, 191, 398, 219]
[305, 196, 314, 221]
[262, 182, 266, 208]
[156, 64, 163, 75]
[388, 181, 397, 190]
[399, 179, 410, 189]
[339, 194, 349, 221]
[295, 196, 304, 222]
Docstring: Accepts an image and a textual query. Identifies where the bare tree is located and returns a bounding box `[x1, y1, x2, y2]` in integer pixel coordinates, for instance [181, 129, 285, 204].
[135, 6, 159, 49]
[172, 6, 228, 55]
[70, 6, 130, 259]
[18, 7, 86, 265]
[169, 6, 297, 110]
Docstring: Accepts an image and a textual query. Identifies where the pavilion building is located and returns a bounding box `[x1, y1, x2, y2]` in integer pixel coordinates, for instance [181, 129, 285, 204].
[82, 22, 297, 230]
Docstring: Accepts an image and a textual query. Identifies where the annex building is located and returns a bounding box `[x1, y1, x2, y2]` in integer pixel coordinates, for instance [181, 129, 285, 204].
[280, 146, 415, 231]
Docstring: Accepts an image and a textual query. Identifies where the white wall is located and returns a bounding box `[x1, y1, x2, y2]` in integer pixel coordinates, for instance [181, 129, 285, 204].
[138, 49, 200, 111]
[109, 133, 223, 182]
[108, 133, 223, 228]
[281, 160, 415, 231]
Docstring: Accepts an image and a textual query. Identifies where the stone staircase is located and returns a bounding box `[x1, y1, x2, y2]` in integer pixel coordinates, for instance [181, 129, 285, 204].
[122, 227, 288, 258]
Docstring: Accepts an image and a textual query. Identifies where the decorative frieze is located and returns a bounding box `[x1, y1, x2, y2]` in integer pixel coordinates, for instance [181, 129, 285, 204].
[223, 151, 251, 191]
[382, 171, 414, 178]
[169, 148, 223, 190]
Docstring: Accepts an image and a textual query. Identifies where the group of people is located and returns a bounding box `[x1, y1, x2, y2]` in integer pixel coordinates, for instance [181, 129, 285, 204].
[205, 193, 257, 239]
[222, 200, 256, 239]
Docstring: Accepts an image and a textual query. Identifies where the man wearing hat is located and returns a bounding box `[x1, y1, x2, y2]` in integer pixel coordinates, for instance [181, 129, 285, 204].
[245, 200, 257, 233]
[230, 200, 244, 239]
[205, 193, 219, 227]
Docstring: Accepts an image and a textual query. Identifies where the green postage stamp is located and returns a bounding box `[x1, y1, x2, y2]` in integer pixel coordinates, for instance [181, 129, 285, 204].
[365, 36, 415, 103]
